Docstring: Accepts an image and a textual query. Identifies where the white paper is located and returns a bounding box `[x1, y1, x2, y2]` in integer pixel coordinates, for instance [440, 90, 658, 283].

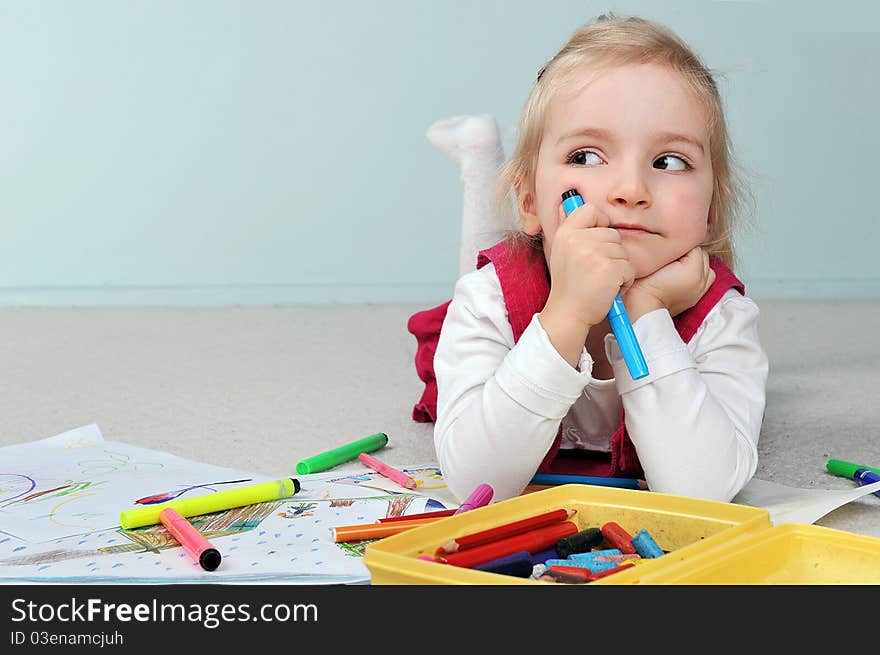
[0, 424, 272, 542]
[0, 493, 429, 583]
[0, 426, 442, 583]
[733, 477, 880, 525]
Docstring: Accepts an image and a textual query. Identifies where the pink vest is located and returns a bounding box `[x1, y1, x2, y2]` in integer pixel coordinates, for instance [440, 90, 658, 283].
[407, 239, 744, 479]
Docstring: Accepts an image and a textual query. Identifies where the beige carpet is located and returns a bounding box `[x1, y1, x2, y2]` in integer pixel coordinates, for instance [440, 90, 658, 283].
[1, 300, 878, 537]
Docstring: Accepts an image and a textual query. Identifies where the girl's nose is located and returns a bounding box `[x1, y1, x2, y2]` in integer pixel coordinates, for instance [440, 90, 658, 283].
[607, 166, 652, 209]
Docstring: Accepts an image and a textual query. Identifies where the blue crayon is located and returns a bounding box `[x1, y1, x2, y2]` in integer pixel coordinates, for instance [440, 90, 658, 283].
[631, 528, 664, 558]
[570, 548, 623, 563]
[530, 548, 559, 565]
[544, 558, 591, 570]
[560, 189, 649, 381]
[473, 550, 534, 578]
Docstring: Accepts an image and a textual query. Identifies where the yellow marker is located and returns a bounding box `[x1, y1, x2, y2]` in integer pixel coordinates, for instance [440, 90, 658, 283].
[119, 478, 300, 529]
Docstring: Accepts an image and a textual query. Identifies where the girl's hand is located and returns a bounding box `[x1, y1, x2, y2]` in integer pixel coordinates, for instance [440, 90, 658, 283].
[538, 201, 635, 367]
[624, 246, 715, 320]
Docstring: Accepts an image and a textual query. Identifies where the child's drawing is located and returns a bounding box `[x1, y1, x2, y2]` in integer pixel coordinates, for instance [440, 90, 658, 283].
[327, 466, 458, 507]
[0, 425, 273, 543]
[0, 494, 428, 583]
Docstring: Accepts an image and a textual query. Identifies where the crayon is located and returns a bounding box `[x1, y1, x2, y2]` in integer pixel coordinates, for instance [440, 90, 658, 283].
[555, 527, 604, 559]
[454, 483, 494, 514]
[601, 521, 638, 554]
[570, 548, 624, 562]
[544, 557, 617, 574]
[438, 508, 575, 554]
[295, 432, 388, 475]
[119, 478, 300, 529]
[473, 550, 534, 578]
[438, 521, 579, 569]
[546, 565, 593, 581]
[358, 452, 417, 489]
[539, 570, 588, 584]
[159, 508, 221, 571]
[592, 553, 641, 563]
[530, 563, 548, 579]
[530, 548, 560, 565]
[331, 515, 446, 542]
[587, 561, 635, 581]
[631, 528, 664, 558]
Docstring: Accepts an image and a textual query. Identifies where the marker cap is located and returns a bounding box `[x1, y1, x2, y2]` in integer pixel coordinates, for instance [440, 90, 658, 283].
[199, 548, 222, 571]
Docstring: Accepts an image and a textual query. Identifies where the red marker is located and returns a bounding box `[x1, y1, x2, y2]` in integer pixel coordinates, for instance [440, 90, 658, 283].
[159, 507, 221, 571]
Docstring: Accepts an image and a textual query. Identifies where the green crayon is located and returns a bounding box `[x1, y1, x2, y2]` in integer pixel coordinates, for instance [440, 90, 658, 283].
[119, 477, 300, 529]
[295, 432, 388, 475]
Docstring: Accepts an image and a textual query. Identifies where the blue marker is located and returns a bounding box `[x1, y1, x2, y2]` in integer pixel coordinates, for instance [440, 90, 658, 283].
[531, 473, 641, 490]
[855, 468, 880, 498]
[560, 189, 649, 381]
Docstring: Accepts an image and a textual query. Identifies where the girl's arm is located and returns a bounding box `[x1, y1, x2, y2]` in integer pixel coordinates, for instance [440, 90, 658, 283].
[434, 264, 592, 503]
[607, 290, 769, 502]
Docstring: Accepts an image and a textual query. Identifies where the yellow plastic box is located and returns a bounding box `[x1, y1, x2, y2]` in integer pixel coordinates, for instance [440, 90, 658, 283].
[620, 523, 880, 584]
[364, 484, 772, 585]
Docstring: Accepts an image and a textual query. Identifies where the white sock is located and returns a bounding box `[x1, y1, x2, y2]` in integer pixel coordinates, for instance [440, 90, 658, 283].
[426, 115, 508, 276]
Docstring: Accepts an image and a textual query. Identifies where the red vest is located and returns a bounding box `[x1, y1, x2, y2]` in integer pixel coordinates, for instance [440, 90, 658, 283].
[407, 239, 744, 479]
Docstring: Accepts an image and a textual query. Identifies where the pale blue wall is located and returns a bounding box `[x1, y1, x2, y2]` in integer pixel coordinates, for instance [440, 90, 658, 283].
[2, 1, 878, 305]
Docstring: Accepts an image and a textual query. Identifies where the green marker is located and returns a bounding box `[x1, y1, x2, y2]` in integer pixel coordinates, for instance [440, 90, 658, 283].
[119, 477, 300, 529]
[827, 459, 880, 480]
[295, 432, 388, 475]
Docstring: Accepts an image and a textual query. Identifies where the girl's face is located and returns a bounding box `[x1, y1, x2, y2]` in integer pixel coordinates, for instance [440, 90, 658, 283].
[521, 63, 714, 278]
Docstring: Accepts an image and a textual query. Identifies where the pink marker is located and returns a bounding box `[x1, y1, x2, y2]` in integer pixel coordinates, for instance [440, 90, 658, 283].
[159, 507, 222, 571]
[454, 483, 494, 514]
[358, 452, 417, 489]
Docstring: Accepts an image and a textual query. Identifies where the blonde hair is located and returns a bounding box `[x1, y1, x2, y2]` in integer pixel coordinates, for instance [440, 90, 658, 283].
[496, 14, 751, 269]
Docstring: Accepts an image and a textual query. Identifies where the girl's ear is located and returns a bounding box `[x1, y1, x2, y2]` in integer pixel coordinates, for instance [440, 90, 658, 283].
[517, 184, 542, 236]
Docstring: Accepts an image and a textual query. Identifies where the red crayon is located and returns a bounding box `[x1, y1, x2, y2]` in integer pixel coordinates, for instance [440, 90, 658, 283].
[546, 565, 592, 581]
[438, 521, 579, 569]
[601, 521, 638, 554]
[438, 508, 575, 554]
[586, 561, 635, 581]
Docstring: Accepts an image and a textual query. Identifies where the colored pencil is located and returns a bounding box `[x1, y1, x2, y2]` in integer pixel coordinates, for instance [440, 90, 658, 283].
[378, 508, 457, 523]
[358, 452, 417, 489]
[437, 508, 576, 554]
[437, 521, 579, 569]
[331, 516, 445, 542]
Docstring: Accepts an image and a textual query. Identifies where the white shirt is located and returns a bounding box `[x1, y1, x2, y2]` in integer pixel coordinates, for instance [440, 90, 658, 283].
[433, 262, 769, 504]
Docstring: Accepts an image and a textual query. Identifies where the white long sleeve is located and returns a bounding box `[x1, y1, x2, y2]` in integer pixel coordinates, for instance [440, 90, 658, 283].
[433, 263, 769, 504]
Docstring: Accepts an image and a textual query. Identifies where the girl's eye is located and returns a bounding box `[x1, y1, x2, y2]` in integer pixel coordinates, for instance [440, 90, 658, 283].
[654, 154, 691, 171]
[566, 149, 602, 166]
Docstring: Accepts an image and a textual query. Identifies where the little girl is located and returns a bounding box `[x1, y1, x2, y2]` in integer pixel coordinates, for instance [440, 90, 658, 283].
[409, 15, 769, 504]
